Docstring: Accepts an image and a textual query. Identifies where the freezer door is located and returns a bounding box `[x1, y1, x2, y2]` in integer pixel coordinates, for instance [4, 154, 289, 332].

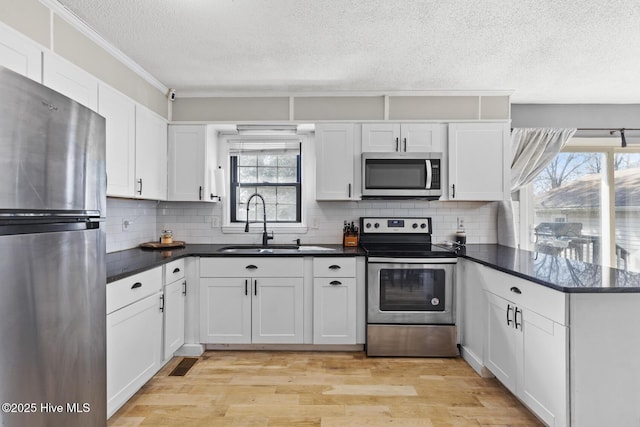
[0, 67, 106, 215]
[0, 227, 106, 427]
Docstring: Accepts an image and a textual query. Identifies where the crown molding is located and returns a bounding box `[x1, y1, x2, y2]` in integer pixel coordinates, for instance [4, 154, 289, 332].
[40, 0, 168, 94]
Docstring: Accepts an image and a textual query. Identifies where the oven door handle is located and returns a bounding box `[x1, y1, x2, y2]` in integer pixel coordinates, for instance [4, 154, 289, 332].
[367, 257, 457, 264]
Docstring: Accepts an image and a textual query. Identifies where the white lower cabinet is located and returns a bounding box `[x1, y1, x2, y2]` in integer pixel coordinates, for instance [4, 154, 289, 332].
[313, 257, 357, 344]
[106, 268, 163, 418]
[199, 258, 304, 344]
[480, 266, 568, 427]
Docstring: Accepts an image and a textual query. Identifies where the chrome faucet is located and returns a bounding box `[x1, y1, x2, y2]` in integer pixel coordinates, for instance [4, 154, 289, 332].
[244, 193, 274, 246]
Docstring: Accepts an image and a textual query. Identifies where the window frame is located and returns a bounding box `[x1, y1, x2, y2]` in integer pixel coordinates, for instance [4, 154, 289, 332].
[219, 134, 309, 233]
[519, 137, 640, 269]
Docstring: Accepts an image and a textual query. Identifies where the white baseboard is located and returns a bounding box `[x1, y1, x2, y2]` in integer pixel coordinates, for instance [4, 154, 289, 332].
[174, 343, 205, 357]
[460, 346, 493, 378]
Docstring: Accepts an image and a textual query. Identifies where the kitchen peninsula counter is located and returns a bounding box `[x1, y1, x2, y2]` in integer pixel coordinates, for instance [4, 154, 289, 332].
[460, 244, 640, 293]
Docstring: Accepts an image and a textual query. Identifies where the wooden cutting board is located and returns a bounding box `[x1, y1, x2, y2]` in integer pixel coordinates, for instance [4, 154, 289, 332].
[140, 241, 186, 249]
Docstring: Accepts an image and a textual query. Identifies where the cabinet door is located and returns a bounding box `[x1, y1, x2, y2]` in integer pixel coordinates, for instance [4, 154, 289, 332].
[520, 309, 568, 427]
[313, 278, 356, 344]
[401, 123, 444, 152]
[107, 292, 162, 418]
[362, 123, 401, 152]
[168, 125, 207, 201]
[252, 277, 304, 344]
[99, 84, 136, 197]
[199, 277, 251, 343]
[448, 122, 509, 201]
[485, 292, 518, 393]
[135, 105, 167, 200]
[315, 124, 356, 200]
[164, 279, 186, 359]
[42, 52, 98, 111]
[0, 23, 42, 82]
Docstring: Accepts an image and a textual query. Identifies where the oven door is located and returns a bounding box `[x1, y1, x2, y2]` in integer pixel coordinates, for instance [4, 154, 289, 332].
[367, 257, 456, 324]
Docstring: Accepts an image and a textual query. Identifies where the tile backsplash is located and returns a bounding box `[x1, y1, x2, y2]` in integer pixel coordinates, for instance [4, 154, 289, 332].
[106, 197, 498, 253]
[106, 198, 158, 253]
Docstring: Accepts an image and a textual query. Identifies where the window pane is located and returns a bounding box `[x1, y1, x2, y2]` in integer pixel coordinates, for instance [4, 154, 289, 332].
[533, 152, 602, 264]
[237, 186, 257, 204]
[238, 166, 257, 183]
[277, 205, 296, 221]
[278, 187, 297, 204]
[257, 167, 278, 183]
[258, 154, 278, 167]
[239, 155, 257, 166]
[278, 167, 297, 183]
[614, 153, 640, 271]
[278, 154, 297, 167]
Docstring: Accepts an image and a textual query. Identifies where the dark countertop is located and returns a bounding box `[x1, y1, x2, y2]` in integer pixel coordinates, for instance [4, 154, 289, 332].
[106, 242, 640, 292]
[460, 244, 640, 293]
[106, 244, 362, 283]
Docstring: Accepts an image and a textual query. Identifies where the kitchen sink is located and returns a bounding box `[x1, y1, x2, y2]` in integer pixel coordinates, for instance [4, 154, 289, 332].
[218, 245, 335, 254]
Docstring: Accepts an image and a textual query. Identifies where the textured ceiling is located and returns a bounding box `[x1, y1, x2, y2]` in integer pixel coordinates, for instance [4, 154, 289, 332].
[56, 0, 640, 103]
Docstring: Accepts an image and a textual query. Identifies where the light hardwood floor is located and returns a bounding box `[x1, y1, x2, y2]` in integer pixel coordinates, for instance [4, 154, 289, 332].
[108, 351, 543, 426]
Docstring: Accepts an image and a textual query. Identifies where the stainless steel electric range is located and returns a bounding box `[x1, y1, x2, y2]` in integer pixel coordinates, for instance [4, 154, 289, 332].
[359, 217, 459, 357]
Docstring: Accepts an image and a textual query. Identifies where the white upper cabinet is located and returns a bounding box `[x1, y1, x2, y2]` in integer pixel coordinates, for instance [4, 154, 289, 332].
[448, 122, 510, 201]
[168, 125, 219, 202]
[0, 23, 42, 82]
[42, 52, 98, 111]
[315, 123, 357, 200]
[99, 84, 136, 198]
[362, 123, 444, 152]
[135, 105, 167, 200]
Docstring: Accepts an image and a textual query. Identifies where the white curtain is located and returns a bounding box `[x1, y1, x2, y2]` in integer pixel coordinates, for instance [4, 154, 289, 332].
[497, 128, 577, 247]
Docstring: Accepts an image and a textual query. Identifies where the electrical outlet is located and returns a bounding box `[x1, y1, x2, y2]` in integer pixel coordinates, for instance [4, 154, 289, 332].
[211, 216, 220, 228]
[311, 218, 320, 229]
[457, 217, 464, 229]
[122, 218, 131, 231]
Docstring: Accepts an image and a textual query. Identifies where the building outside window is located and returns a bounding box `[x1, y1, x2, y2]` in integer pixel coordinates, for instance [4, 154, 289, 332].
[523, 138, 640, 271]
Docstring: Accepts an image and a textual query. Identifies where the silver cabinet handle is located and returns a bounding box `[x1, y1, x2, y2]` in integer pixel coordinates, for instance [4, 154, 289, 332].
[182, 280, 187, 296]
[137, 178, 143, 195]
[159, 294, 165, 312]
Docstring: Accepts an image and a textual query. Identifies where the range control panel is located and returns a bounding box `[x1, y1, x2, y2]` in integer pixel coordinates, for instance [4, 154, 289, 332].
[360, 217, 432, 234]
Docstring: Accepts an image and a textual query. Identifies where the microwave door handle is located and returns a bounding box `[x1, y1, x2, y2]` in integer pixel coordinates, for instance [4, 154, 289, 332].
[425, 160, 433, 189]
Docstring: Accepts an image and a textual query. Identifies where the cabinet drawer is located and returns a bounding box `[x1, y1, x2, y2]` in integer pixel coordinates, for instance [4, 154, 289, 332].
[313, 257, 356, 277]
[164, 258, 185, 285]
[107, 267, 162, 314]
[200, 257, 303, 278]
[482, 267, 566, 325]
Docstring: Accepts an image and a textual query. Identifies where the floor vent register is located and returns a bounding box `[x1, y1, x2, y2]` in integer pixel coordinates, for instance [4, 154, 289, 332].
[168, 357, 198, 376]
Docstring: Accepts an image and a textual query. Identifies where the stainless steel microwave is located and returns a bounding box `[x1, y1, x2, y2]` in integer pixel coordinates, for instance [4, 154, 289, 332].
[361, 152, 442, 199]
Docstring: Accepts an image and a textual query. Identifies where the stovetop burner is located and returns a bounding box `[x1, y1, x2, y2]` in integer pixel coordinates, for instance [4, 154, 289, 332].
[358, 216, 457, 258]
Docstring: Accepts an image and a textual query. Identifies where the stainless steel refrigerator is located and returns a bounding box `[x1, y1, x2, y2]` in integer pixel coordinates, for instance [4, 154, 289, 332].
[0, 67, 106, 426]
